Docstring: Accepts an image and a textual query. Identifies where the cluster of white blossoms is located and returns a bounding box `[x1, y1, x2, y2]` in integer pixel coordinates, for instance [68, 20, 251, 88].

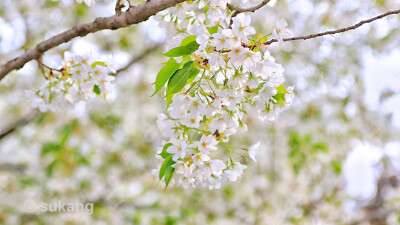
[153, 0, 294, 189]
[25, 52, 115, 112]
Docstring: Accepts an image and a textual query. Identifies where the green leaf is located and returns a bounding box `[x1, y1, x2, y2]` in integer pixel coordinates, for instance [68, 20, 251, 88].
[376, 0, 385, 6]
[180, 35, 197, 46]
[162, 41, 200, 57]
[260, 36, 268, 43]
[272, 93, 285, 107]
[331, 160, 342, 175]
[312, 142, 328, 153]
[276, 84, 291, 94]
[41, 142, 63, 155]
[91, 61, 105, 69]
[44, 0, 60, 8]
[45, 159, 58, 177]
[166, 61, 199, 98]
[159, 143, 173, 159]
[159, 155, 176, 187]
[151, 58, 180, 96]
[206, 26, 219, 35]
[181, 55, 192, 65]
[164, 165, 175, 189]
[93, 85, 101, 95]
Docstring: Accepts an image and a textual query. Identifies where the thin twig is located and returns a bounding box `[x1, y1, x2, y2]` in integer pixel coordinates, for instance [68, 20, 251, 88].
[37, 60, 64, 73]
[0, 163, 27, 172]
[265, 9, 400, 45]
[227, 0, 271, 16]
[227, 0, 271, 26]
[115, 0, 124, 15]
[114, 43, 162, 74]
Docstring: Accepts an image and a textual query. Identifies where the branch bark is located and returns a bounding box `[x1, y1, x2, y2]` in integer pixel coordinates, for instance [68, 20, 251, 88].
[0, 0, 186, 81]
[227, 0, 271, 16]
[264, 9, 400, 45]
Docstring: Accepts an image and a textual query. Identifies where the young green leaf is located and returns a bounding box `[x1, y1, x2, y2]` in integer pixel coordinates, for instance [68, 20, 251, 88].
[162, 41, 200, 57]
[276, 84, 291, 94]
[260, 36, 268, 43]
[180, 35, 197, 46]
[166, 61, 199, 98]
[41, 142, 63, 155]
[151, 58, 180, 96]
[164, 165, 175, 189]
[206, 26, 219, 35]
[159, 143, 173, 159]
[272, 93, 285, 107]
[91, 61, 105, 68]
[93, 85, 101, 95]
[159, 155, 176, 182]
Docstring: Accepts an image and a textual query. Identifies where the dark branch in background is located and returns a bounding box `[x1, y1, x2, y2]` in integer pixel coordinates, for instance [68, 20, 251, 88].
[265, 9, 400, 45]
[0, 163, 27, 172]
[0, 46, 159, 142]
[0, 0, 186, 81]
[114, 43, 162, 74]
[0, 110, 39, 141]
[351, 176, 399, 225]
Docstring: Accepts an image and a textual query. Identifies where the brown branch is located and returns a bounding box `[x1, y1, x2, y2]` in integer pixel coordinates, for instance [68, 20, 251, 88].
[350, 208, 398, 225]
[0, 163, 27, 172]
[0, 0, 186, 81]
[350, 176, 399, 225]
[227, 0, 271, 16]
[265, 9, 400, 45]
[0, 110, 39, 141]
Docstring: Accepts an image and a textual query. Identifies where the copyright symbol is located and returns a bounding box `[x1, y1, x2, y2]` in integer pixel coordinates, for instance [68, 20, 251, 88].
[24, 201, 36, 213]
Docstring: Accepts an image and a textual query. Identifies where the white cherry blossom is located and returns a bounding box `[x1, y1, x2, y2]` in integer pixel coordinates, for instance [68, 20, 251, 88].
[167, 138, 188, 161]
[224, 163, 247, 181]
[232, 14, 256, 42]
[198, 135, 219, 154]
[272, 18, 292, 43]
[249, 142, 260, 161]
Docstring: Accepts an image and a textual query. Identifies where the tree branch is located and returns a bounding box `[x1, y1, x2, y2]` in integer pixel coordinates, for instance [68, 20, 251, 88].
[350, 176, 399, 225]
[115, 0, 125, 15]
[0, 0, 186, 81]
[227, 0, 271, 26]
[0, 163, 27, 172]
[0, 110, 39, 141]
[265, 9, 400, 45]
[227, 0, 271, 16]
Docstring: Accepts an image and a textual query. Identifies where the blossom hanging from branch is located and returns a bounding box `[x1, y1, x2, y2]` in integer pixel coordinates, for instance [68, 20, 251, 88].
[25, 52, 115, 112]
[152, 0, 293, 189]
